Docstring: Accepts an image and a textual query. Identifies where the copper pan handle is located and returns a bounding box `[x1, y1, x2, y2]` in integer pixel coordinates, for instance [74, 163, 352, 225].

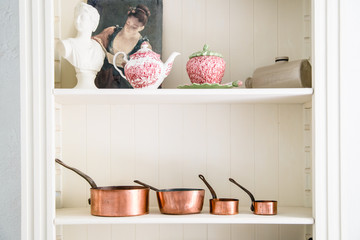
[229, 178, 255, 211]
[134, 180, 159, 191]
[198, 174, 217, 199]
[55, 158, 98, 189]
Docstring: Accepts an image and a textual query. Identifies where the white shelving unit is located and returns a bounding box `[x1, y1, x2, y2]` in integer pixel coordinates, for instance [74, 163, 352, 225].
[54, 88, 313, 104]
[54, 88, 314, 231]
[56, 207, 313, 225]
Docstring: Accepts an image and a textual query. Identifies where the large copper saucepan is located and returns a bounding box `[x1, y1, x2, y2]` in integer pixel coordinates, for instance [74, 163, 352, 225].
[134, 180, 205, 215]
[229, 178, 277, 215]
[56, 159, 149, 217]
[199, 174, 239, 215]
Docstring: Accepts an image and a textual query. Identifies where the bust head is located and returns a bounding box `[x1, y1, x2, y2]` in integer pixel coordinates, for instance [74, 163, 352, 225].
[74, 3, 100, 33]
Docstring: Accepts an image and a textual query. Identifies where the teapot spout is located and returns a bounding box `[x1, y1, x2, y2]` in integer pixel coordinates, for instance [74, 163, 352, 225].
[164, 52, 180, 77]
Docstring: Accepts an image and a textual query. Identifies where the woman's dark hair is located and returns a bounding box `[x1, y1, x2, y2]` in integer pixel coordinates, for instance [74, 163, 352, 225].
[127, 4, 151, 26]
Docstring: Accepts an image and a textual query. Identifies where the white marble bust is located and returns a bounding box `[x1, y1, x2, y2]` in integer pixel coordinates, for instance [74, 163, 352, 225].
[58, 2, 105, 89]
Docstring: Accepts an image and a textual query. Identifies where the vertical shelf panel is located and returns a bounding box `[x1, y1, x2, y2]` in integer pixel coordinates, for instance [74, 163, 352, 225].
[206, 104, 231, 239]
[229, 0, 254, 83]
[278, 0, 304, 59]
[183, 105, 208, 239]
[110, 105, 136, 185]
[159, 105, 184, 188]
[162, 0, 183, 88]
[111, 225, 136, 240]
[87, 105, 111, 187]
[254, 104, 279, 200]
[254, 0, 278, 67]
[279, 104, 304, 206]
[61, 105, 87, 208]
[230, 104, 255, 202]
[134, 105, 160, 239]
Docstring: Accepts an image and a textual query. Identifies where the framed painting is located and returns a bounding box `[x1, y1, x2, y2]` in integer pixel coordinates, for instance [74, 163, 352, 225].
[87, 0, 163, 55]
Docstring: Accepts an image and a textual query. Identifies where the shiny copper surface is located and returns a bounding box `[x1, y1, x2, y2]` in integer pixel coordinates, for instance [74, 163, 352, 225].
[210, 198, 239, 215]
[253, 201, 277, 215]
[156, 189, 205, 215]
[90, 186, 149, 217]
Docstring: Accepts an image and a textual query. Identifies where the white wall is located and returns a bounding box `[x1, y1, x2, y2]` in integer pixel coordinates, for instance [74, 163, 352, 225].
[56, 0, 309, 88]
[0, 1, 21, 239]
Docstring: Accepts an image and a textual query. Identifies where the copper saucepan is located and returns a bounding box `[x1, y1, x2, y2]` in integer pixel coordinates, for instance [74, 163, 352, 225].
[229, 178, 277, 215]
[198, 174, 239, 215]
[134, 180, 205, 215]
[56, 159, 149, 217]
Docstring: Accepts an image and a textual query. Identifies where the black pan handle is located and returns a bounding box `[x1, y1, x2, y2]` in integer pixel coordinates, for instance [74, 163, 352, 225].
[229, 178, 255, 211]
[134, 180, 159, 191]
[198, 174, 217, 199]
[55, 158, 98, 189]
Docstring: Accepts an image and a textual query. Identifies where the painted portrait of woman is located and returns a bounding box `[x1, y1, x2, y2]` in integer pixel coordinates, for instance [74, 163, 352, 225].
[88, 0, 163, 88]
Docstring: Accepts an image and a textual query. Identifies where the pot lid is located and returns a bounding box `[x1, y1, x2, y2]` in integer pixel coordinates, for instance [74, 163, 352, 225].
[189, 44, 223, 59]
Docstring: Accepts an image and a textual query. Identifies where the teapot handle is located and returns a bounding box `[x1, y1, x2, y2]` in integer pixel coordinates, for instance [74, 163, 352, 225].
[113, 51, 128, 80]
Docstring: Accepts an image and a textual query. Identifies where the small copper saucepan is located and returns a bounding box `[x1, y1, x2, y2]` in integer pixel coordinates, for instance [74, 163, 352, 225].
[198, 174, 239, 215]
[56, 159, 149, 217]
[134, 180, 205, 215]
[229, 178, 277, 215]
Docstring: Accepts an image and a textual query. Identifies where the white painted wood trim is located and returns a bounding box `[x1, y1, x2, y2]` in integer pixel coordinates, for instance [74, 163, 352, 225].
[53, 88, 313, 104]
[313, 0, 341, 239]
[20, 0, 55, 239]
[55, 207, 314, 225]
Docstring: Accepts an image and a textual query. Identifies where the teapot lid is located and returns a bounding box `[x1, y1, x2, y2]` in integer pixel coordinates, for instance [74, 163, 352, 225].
[131, 42, 160, 60]
[189, 44, 223, 59]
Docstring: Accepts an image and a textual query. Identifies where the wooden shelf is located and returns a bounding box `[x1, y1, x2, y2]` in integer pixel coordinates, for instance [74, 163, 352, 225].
[53, 88, 313, 105]
[55, 207, 314, 225]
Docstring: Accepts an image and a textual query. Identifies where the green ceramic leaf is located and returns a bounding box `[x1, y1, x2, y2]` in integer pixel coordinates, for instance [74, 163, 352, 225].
[189, 44, 223, 59]
[177, 83, 234, 89]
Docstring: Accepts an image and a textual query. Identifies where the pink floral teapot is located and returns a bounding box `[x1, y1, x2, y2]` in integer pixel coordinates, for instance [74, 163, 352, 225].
[113, 43, 180, 89]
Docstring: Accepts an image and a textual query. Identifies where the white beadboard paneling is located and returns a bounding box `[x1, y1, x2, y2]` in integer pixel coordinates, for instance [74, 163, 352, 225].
[254, 104, 279, 201]
[63, 225, 87, 240]
[88, 225, 111, 240]
[110, 105, 136, 185]
[206, 105, 231, 198]
[208, 225, 231, 240]
[160, 225, 183, 240]
[206, 104, 231, 239]
[231, 225, 255, 240]
[279, 104, 304, 206]
[230, 0, 254, 84]
[158, 105, 184, 240]
[183, 105, 207, 190]
[183, 105, 208, 238]
[159, 105, 184, 188]
[206, 0, 231, 84]
[162, 0, 183, 88]
[184, 224, 207, 240]
[230, 104, 255, 204]
[86, 105, 111, 188]
[254, 0, 278, 68]
[134, 105, 159, 208]
[280, 225, 305, 240]
[136, 225, 160, 240]
[111, 225, 136, 240]
[61, 105, 87, 207]
[255, 225, 278, 240]
[278, 0, 303, 60]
